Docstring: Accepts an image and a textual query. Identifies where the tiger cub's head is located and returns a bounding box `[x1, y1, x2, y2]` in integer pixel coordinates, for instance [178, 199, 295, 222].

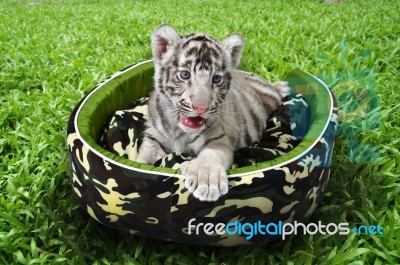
[151, 25, 244, 133]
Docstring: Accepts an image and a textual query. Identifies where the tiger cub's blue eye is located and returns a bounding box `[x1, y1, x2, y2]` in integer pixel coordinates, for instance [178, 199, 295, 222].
[212, 74, 222, 84]
[180, 70, 191, 80]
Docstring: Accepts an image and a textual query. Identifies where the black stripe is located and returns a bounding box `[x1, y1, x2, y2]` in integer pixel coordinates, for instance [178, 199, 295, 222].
[240, 89, 264, 136]
[166, 85, 181, 95]
[203, 134, 226, 148]
[208, 105, 218, 114]
[221, 60, 226, 71]
[225, 72, 232, 84]
[199, 64, 210, 71]
[232, 93, 250, 146]
[260, 94, 279, 114]
[244, 75, 273, 89]
[185, 33, 196, 38]
[156, 95, 171, 132]
[250, 107, 264, 137]
[219, 72, 231, 99]
[145, 134, 170, 154]
[180, 100, 191, 111]
[243, 74, 281, 112]
[181, 59, 193, 69]
[171, 57, 178, 67]
[159, 89, 169, 102]
[237, 91, 257, 146]
[182, 35, 214, 48]
[177, 88, 185, 97]
[244, 129, 253, 146]
[199, 45, 213, 67]
[190, 35, 213, 42]
[185, 46, 199, 57]
[182, 34, 219, 50]
[165, 66, 170, 84]
[213, 44, 222, 53]
[177, 131, 185, 139]
[187, 133, 202, 145]
[157, 66, 166, 92]
[208, 46, 220, 59]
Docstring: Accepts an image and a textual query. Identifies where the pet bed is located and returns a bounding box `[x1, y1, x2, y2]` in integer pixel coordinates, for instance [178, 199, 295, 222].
[67, 60, 338, 246]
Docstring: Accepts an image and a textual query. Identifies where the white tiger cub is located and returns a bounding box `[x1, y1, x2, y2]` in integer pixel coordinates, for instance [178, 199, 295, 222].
[137, 25, 290, 201]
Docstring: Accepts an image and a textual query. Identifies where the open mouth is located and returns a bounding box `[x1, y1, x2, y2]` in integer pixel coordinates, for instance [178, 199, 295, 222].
[180, 115, 206, 129]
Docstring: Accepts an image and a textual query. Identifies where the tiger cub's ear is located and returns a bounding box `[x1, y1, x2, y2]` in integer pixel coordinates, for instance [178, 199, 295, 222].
[221, 34, 244, 69]
[151, 24, 181, 63]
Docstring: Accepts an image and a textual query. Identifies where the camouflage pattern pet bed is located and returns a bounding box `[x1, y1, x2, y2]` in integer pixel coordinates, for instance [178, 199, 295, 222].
[67, 60, 338, 246]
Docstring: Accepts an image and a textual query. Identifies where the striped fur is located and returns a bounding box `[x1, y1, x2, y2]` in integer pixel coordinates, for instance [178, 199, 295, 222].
[137, 25, 290, 201]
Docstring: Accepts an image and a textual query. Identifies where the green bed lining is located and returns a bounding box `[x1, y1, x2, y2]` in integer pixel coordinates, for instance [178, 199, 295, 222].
[76, 61, 332, 175]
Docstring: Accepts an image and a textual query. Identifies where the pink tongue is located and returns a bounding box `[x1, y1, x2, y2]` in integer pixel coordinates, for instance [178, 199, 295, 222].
[180, 115, 205, 128]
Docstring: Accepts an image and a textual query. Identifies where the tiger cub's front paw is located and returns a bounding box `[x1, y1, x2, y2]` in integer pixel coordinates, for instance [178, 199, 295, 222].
[181, 159, 229, 201]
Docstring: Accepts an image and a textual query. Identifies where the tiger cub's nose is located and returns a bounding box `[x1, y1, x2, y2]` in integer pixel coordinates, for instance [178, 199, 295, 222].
[192, 105, 209, 114]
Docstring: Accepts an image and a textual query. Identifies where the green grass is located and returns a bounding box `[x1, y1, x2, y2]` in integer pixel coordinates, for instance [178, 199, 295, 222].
[1, 0, 399, 264]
